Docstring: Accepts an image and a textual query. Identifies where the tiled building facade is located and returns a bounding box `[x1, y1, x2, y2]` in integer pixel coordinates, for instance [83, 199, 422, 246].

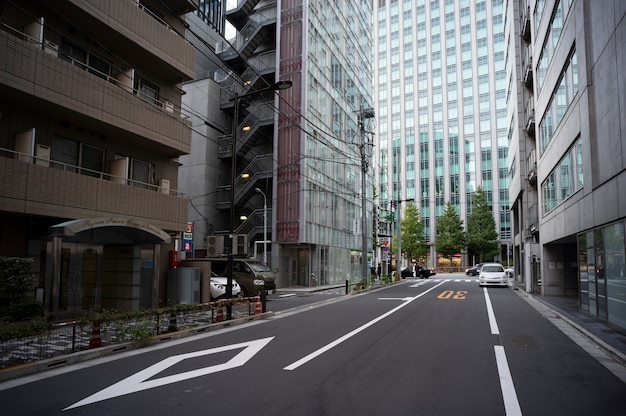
[0, 0, 196, 317]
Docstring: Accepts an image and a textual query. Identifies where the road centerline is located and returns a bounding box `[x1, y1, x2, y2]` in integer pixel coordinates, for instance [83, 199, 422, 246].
[283, 281, 447, 371]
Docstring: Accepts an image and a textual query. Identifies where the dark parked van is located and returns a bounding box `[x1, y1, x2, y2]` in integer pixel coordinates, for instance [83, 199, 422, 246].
[209, 258, 276, 296]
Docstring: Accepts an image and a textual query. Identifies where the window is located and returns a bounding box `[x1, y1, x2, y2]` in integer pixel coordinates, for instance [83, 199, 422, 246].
[130, 159, 155, 189]
[60, 39, 111, 79]
[541, 138, 583, 214]
[134, 77, 159, 105]
[51, 136, 104, 177]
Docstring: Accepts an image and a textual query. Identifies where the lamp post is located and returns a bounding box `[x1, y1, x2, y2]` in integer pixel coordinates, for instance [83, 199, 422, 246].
[255, 187, 267, 265]
[226, 80, 291, 320]
[358, 106, 375, 286]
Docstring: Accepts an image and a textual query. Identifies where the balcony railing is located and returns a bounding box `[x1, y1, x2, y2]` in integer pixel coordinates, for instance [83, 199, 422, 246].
[0, 148, 183, 197]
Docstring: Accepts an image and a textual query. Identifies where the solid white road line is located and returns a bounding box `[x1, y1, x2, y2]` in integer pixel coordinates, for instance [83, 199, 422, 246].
[494, 345, 523, 416]
[483, 287, 500, 335]
[283, 281, 447, 371]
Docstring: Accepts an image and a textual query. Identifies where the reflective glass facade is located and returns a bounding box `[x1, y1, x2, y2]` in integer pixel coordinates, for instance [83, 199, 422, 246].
[374, 0, 509, 266]
[280, 0, 374, 285]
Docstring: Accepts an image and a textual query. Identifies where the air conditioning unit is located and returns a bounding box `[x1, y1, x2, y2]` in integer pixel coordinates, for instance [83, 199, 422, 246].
[207, 235, 224, 257]
[233, 234, 248, 255]
[43, 39, 58, 57]
[164, 101, 174, 113]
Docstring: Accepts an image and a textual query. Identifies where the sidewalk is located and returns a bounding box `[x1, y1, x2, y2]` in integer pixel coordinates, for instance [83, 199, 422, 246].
[511, 284, 626, 368]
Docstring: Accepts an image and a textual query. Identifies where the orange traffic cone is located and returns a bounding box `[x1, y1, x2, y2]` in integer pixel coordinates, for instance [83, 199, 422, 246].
[88, 321, 102, 349]
[254, 294, 262, 315]
[215, 307, 224, 322]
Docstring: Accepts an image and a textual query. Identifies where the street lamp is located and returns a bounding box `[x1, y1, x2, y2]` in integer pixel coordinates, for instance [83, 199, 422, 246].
[255, 187, 268, 265]
[226, 80, 291, 319]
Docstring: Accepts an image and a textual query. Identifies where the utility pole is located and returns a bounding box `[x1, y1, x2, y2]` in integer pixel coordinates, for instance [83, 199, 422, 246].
[358, 106, 375, 286]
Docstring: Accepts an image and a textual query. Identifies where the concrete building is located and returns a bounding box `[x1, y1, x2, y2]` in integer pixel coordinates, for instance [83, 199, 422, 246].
[507, 0, 626, 331]
[374, 0, 510, 270]
[179, 0, 375, 288]
[0, 0, 196, 318]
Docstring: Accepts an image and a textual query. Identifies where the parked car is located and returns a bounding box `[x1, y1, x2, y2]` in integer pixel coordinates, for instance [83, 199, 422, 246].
[400, 267, 415, 278]
[400, 265, 436, 278]
[208, 258, 276, 296]
[465, 263, 483, 276]
[210, 271, 241, 300]
[416, 265, 436, 278]
[505, 267, 514, 279]
[478, 263, 509, 287]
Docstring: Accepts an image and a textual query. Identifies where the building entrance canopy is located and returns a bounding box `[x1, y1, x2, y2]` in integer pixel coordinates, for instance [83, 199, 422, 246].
[50, 217, 171, 244]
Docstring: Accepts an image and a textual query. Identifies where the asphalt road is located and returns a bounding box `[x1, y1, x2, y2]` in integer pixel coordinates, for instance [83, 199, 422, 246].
[2, 276, 625, 415]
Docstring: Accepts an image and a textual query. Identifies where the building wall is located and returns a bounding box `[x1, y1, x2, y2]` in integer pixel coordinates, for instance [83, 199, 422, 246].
[374, 0, 510, 269]
[0, 0, 195, 317]
[509, 0, 626, 330]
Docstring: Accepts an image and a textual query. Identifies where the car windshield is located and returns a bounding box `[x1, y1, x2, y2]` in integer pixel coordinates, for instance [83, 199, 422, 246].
[483, 265, 504, 272]
[248, 261, 271, 272]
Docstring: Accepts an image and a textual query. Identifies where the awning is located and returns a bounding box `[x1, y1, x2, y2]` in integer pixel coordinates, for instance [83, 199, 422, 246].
[50, 217, 171, 244]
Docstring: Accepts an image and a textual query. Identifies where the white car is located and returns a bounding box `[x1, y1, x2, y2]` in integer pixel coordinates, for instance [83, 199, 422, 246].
[478, 263, 509, 287]
[505, 267, 514, 279]
[210, 272, 242, 299]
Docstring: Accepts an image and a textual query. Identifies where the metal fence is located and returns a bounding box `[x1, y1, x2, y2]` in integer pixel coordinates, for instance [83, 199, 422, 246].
[1, 300, 260, 369]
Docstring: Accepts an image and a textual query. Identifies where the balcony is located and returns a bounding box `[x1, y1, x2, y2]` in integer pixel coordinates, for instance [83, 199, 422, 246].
[0, 150, 188, 232]
[0, 30, 191, 156]
[527, 202, 539, 236]
[56, 0, 194, 82]
[523, 46, 533, 89]
[527, 148, 537, 185]
[521, 6, 531, 43]
[525, 98, 536, 136]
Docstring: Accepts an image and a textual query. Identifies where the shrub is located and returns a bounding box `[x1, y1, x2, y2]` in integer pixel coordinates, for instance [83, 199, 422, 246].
[2, 299, 45, 321]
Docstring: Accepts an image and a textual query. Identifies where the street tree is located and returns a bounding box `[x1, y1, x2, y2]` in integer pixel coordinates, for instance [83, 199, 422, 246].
[466, 186, 500, 262]
[401, 202, 427, 263]
[435, 202, 466, 266]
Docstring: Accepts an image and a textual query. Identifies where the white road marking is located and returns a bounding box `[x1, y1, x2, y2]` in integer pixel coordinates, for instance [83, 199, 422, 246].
[64, 337, 274, 410]
[483, 287, 500, 335]
[283, 281, 447, 371]
[279, 293, 297, 298]
[494, 345, 523, 416]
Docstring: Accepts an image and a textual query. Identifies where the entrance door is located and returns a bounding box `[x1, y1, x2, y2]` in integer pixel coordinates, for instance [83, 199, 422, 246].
[58, 243, 101, 316]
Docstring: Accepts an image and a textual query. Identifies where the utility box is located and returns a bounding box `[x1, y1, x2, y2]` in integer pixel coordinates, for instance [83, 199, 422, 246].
[167, 267, 201, 305]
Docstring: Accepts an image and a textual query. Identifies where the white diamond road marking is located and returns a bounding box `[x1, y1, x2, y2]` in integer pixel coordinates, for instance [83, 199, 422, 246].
[64, 337, 274, 411]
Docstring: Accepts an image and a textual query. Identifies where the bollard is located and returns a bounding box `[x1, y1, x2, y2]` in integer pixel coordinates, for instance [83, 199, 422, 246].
[88, 321, 102, 349]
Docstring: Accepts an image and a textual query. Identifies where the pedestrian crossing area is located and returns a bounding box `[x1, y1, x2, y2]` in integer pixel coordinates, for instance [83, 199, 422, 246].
[425, 278, 478, 282]
[408, 278, 478, 287]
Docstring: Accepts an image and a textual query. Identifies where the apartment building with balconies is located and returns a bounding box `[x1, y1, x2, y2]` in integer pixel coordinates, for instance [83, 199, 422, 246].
[0, 0, 196, 318]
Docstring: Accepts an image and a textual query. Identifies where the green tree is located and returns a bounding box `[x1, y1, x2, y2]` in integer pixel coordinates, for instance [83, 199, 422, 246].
[0, 257, 34, 305]
[401, 202, 427, 262]
[435, 202, 466, 265]
[466, 186, 500, 262]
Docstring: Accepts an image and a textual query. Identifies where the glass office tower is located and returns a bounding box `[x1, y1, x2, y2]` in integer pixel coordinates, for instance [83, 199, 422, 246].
[374, 0, 510, 268]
